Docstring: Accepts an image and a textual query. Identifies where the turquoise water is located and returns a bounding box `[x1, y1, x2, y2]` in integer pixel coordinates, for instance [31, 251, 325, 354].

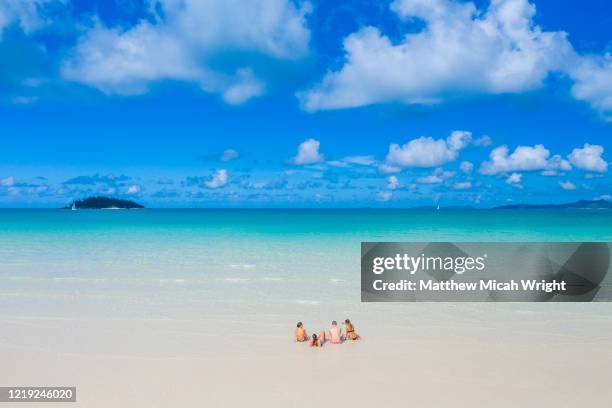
[0, 209, 610, 315]
[1, 208, 610, 236]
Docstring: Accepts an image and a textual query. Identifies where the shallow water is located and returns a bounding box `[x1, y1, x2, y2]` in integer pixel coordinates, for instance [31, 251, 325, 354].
[0, 209, 610, 318]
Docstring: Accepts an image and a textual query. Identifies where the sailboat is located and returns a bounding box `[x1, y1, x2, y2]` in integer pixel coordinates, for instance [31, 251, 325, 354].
[71, 202, 77, 211]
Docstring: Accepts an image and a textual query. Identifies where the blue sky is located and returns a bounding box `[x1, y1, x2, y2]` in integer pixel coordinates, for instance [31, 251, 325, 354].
[0, 0, 610, 207]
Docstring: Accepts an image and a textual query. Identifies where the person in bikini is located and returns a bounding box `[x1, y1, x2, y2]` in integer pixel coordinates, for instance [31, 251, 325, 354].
[344, 318, 360, 340]
[295, 321, 308, 342]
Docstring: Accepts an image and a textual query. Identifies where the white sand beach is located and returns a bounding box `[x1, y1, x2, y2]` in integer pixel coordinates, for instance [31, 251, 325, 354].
[2, 301, 612, 407]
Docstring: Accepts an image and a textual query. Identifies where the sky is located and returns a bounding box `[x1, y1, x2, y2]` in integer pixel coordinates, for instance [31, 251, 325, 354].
[0, 0, 611, 208]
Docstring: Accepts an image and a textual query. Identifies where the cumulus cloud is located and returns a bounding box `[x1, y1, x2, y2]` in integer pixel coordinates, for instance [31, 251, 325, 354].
[505, 172, 522, 187]
[559, 180, 576, 191]
[568, 55, 612, 121]
[300, 0, 612, 118]
[62, 0, 310, 103]
[205, 169, 228, 188]
[220, 69, 265, 105]
[568, 144, 608, 173]
[387, 137, 456, 168]
[480, 144, 571, 175]
[292, 138, 324, 165]
[385, 131, 472, 169]
[473, 135, 493, 147]
[300, 0, 574, 111]
[387, 176, 400, 189]
[446, 131, 473, 150]
[459, 161, 474, 174]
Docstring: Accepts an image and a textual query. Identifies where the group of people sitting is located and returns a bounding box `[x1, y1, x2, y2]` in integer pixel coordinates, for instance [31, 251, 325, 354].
[295, 319, 360, 347]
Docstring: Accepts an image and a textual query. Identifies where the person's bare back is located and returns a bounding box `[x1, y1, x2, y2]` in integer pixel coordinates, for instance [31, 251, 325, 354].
[295, 321, 308, 342]
[329, 320, 342, 344]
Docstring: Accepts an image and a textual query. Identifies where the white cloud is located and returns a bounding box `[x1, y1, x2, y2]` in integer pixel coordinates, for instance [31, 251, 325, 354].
[480, 144, 571, 175]
[300, 0, 574, 111]
[292, 138, 324, 165]
[453, 181, 472, 190]
[205, 169, 228, 188]
[596, 194, 611, 201]
[416, 167, 455, 184]
[388, 137, 455, 168]
[377, 191, 393, 202]
[568, 55, 612, 121]
[0, 176, 14, 187]
[446, 130, 472, 150]
[220, 149, 239, 162]
[473, 135, 493, 147]
[0, 0, 49, 37]
[568, 144, 608, 173]
[300, 0, 612, 119]
[505, 172, 522, 186]
[547, 155, 572, 172]
[459, 161, 474, 174]
[62, 0, 310, 103]
[385, 131, 471, 169]
[220, 69, 264, 105]
[559, 181, 576, 191]
[125, 184, 141, 194]
[387, 176, 400, 189]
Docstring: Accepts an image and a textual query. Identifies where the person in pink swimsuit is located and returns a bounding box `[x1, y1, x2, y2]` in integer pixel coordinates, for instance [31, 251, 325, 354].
[329, 320, 342, 344]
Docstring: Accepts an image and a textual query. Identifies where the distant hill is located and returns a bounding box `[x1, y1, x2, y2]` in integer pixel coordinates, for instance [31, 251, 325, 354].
[494, 199, 612, 210]
[65, 196, 144, 209]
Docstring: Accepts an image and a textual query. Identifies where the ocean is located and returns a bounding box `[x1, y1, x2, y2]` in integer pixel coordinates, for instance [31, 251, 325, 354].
[1, 208, 611, 318]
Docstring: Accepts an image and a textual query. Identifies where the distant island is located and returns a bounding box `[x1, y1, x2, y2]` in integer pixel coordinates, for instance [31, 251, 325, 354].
[65, 196, 144, 209]
[494, 199, 612, 210]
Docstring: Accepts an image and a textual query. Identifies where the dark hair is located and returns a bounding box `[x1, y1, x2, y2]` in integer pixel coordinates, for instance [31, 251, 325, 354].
[345, 319, 351, 324]
[297, 322, 302, 328]
[312, 333, 318, 341]
[331, 320, 337, 325]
